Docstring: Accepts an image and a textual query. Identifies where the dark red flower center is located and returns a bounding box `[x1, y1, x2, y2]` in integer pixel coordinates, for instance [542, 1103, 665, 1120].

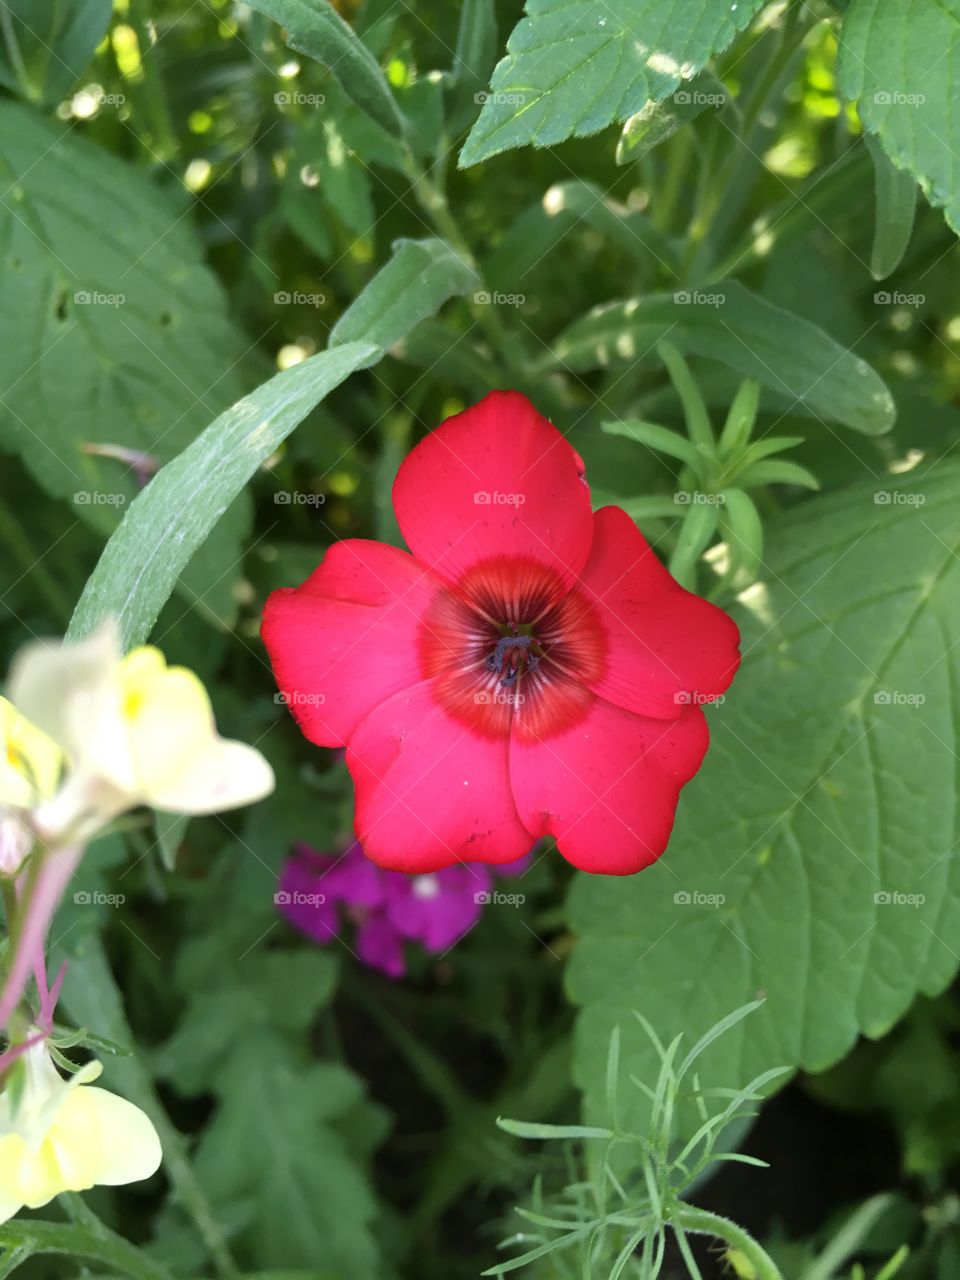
[419, 555, 606, 743]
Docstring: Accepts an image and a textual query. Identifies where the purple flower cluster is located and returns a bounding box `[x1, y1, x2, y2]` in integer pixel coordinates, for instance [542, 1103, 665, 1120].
[277, 842, 531, 978]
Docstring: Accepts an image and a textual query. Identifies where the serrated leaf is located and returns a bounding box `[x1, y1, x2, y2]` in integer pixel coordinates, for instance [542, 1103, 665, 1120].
[866, 136, 918, 281]
[242, 0, 404, 137]
[568, 461, 960, 1138]
[839, 0, 960, 234]
[194, 1036, 380, 1275]
[460, 0, 764, 167]
[552, 283, 896, 435]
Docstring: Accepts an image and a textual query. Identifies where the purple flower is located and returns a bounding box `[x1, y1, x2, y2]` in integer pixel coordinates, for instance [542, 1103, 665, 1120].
[276, 840, 534, 978]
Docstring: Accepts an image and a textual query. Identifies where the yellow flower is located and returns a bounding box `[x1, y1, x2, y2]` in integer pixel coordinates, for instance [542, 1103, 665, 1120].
[0, 699, 63, 875]
[6, 619, 274, 839]
[0, 1038, 161, 1221]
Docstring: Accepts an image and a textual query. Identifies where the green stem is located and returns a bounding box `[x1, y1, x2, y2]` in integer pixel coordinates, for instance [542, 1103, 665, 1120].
[672, 1204, 785, 1280]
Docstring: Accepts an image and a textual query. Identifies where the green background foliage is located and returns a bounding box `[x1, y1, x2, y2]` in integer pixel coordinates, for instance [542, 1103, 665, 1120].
[2, 0, 960, 1276]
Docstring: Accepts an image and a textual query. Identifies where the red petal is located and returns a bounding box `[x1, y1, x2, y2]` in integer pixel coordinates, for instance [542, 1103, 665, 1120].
[347, 680, 533, 872]
[577, 507, 740, 718]
[392, 390, 594, 595]
[509, 698, 709, 874]
[261, 541, 447, 747]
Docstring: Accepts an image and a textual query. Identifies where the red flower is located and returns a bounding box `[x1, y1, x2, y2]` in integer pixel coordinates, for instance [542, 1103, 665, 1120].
[262, 391, 739, 876]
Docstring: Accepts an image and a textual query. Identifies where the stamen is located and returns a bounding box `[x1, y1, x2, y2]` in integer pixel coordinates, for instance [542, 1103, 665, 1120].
[487, 632, 541, 687]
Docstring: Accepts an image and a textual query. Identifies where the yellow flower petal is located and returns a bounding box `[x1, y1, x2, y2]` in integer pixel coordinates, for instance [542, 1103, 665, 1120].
[0, 697, 63, 809]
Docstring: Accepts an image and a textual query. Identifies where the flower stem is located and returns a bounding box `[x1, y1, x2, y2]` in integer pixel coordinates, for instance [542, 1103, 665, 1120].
[672, 1204, 785, 1279]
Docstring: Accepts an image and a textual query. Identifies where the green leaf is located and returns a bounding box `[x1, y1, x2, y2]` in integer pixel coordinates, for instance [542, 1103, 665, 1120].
[242, 0, 404, 137]
[460, 0, 764, 167]
[839, 0, 960, 234]
[449, 0, 499, 135]
[0, 0, 112, 105]
[617, 72, 728, 164]
[330, 237, 478, 351]
[552, 283, 896, 435]
[67, 340, 378, 651]
[866, 136, 918, 281]
[194, 1037, 380, 1275]
[568, 461, 960, 1137]
[0, 101, 253, 624]
[0, 1220, 172, 1280]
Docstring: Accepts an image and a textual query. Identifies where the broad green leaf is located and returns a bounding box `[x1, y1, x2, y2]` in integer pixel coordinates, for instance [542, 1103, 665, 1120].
[839, 0, 960, 235]
[617, 72, 728, 164]
[242, 0, 404, 137]
[866, 136, 918, 281]
[459, 0, 765, 167]
[67, 341, 378, 651]
[330, 237, 478, 350]
[0, 102, 252, 623]
[0, 0, 111, 105]
[551, 282, 896, 434]
[194, 1037, 380, 1275]
[568, 461, 960, 1137]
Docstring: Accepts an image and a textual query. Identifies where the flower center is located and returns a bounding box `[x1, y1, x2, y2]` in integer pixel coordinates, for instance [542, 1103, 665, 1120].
[487, 627, 543, 688]
[419, 555, 606, 743]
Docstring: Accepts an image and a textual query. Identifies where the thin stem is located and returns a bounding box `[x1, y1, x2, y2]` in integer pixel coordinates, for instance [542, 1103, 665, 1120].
[672, 1204, 785, 1280]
